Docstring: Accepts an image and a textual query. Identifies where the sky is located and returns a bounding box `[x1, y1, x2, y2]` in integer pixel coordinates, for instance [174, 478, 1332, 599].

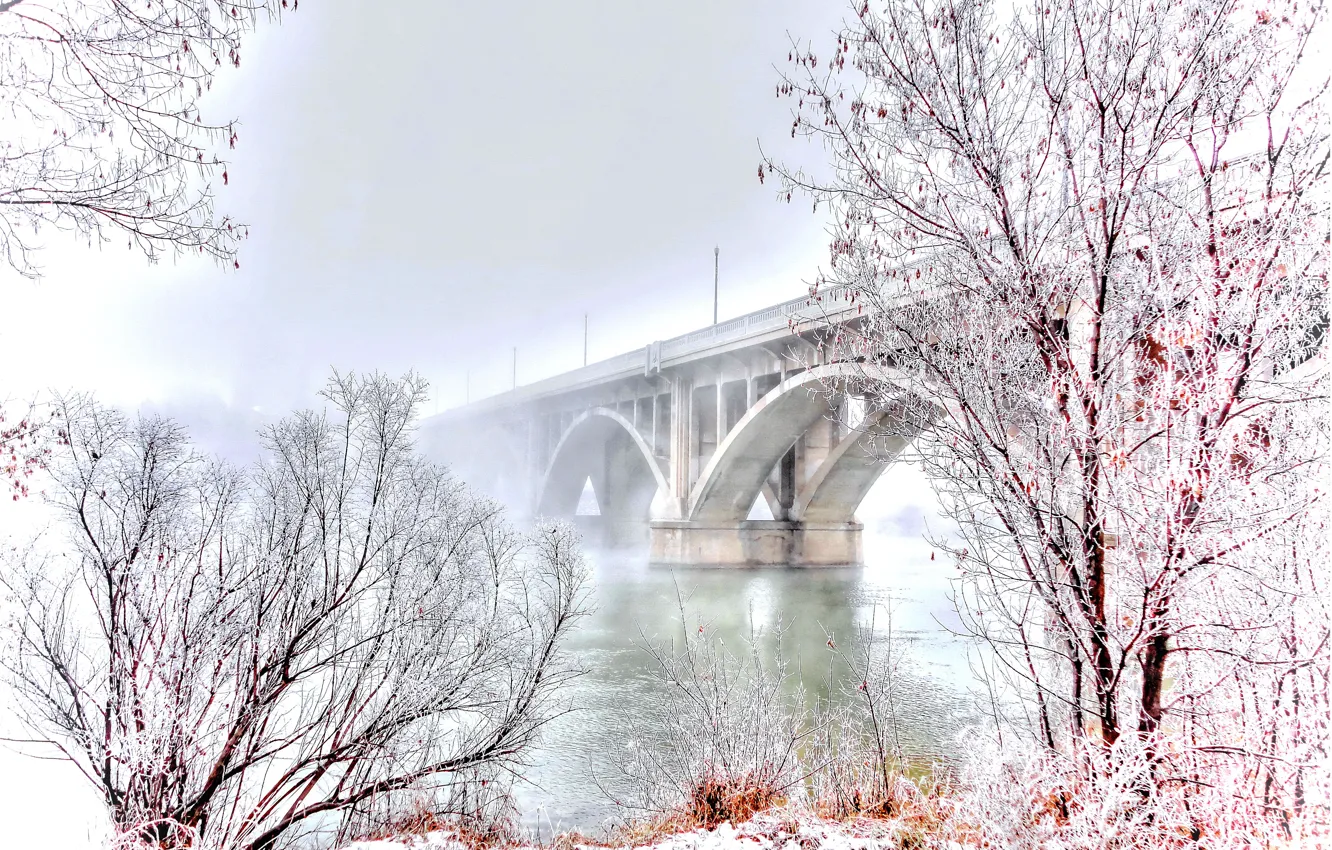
[2, 0, 854, 461]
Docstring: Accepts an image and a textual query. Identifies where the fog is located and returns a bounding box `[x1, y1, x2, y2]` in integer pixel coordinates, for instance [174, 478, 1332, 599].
[2, 0, 855, 441]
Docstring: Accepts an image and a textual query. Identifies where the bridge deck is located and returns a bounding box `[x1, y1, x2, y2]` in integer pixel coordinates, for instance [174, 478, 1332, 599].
[440, 284, 864, 418]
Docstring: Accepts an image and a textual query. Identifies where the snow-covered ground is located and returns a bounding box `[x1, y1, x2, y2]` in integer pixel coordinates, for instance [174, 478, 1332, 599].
[343, 811, 919, 850]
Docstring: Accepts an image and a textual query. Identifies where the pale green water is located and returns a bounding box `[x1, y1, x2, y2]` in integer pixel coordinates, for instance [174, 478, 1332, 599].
[514, 505, 980, 834]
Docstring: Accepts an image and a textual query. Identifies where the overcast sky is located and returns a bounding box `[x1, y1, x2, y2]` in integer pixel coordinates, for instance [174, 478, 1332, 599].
[2, 0, 853, 459]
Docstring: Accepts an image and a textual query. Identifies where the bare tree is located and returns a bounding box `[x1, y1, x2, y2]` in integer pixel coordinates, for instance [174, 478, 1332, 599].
[767, 0, 1328, 824]
[0, 0, 296, 277]
[1, 371, 590, 850]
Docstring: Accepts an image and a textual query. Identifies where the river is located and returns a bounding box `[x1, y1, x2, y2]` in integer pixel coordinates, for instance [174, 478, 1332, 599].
[513, 463, 981, 835]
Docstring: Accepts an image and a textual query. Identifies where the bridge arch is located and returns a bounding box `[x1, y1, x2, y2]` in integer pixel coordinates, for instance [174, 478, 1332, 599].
[687, 363, 851, 521]
[688, 364, 929, 524]
[536, 408, 669, 524]
[792, 401, 932, 523]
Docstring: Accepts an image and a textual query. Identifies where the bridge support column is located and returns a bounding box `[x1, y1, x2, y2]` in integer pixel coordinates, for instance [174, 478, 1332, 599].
[648, 519, 863, 567]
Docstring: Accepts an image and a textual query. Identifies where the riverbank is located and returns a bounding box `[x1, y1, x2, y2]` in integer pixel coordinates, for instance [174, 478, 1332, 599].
[341, 743, 1329, 850]
[346, 810, 913, 850]
[343, 797, 1329, 850]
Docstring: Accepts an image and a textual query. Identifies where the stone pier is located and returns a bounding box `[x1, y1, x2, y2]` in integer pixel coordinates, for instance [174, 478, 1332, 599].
[648, 519, 863, 567]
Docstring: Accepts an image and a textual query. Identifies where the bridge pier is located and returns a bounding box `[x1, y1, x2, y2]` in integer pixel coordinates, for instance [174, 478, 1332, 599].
[648, 519, 863, 567]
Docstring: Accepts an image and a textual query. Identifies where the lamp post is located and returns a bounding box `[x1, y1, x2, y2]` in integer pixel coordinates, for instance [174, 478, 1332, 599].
[713, 246, 719, 325]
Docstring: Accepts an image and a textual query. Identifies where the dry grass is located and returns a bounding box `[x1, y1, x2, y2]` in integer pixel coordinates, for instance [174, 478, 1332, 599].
[546, 830, 613, 850]
[816, 760, 947, 818]
[360, 799, 448, 841]
[454, 813, 523, 850]
[683, 766, 786, 829]
[598, 764, 789, 847]
[358, 798, 521, 849]
[605, 811, 698, 847]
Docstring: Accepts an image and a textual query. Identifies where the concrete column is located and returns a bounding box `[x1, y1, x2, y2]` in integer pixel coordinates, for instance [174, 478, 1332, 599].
[651, 392, 659, 458]
[526, 418, 539, 489]
[779, 445, 796, 518]
[716, 372, 726, 444]
[669, 374, 693, 516]
[689, 388, 702, 488]
[802, 412, 835, 487]
[792, 436, 804, 492]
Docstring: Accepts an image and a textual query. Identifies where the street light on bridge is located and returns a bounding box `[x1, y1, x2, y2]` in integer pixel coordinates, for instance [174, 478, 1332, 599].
[713, 245, 719, 325]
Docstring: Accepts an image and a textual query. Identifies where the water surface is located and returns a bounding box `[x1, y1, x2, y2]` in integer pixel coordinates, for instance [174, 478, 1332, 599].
[516, 506, 979, 835]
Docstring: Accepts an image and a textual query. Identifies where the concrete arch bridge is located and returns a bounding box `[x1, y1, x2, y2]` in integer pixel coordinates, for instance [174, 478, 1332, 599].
[424, 288, 929, 566]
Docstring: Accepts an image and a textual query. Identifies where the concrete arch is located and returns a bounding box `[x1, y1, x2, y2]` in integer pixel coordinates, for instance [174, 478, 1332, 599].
[536, 407, 669, 521]
[792, 400, 931, 523]
[688, 363, 933, 524]
[688, 363, 858, 521]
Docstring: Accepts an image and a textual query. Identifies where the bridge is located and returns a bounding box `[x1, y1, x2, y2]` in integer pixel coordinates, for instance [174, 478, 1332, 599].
[422, 286, 927, 566]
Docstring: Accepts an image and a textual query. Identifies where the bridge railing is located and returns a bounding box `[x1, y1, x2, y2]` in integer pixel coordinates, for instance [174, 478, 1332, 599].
[658, 284, 859, 358]
[439, 283, 871, 417]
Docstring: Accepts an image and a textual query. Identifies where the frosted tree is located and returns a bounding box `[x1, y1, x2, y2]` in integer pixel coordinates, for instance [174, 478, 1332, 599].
[767, 0, 1328, 828]
[1, 372, 590, 850]
[0, 0, 297, 277]
[0, 2, 300, 507]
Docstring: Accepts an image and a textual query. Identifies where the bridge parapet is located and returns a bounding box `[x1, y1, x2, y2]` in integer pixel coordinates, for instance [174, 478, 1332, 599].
[435, 285, 864, 421]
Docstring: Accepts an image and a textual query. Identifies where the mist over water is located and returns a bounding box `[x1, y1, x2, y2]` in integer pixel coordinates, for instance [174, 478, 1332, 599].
[513, 472, 980, 835]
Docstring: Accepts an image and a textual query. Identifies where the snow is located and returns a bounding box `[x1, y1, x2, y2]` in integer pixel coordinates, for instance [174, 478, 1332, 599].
[340, 811, 919, 850]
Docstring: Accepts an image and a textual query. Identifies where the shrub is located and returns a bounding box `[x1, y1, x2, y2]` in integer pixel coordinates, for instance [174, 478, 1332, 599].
[1, 372, 590, 850]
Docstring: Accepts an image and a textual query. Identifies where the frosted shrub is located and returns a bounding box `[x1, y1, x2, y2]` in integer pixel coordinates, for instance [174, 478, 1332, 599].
[0, 372, 590, 850]
[609, 597, 813, 828]
[940, 729, 1327, 849]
